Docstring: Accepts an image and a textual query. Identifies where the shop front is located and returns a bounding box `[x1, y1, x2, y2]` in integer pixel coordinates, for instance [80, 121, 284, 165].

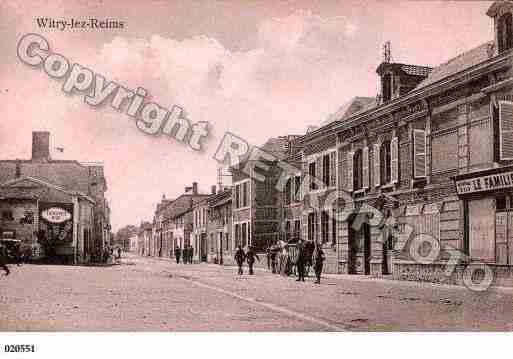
[454, 166, 513, 286]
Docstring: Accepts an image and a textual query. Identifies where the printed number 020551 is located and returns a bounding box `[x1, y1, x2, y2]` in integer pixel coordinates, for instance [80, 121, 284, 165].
[4, 345, 35, 353]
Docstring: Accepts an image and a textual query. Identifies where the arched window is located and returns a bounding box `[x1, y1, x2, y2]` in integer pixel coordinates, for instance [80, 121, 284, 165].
[353, 149, 363, 190]
[498, 12, 513, 53]
[380, 140, 392, 184]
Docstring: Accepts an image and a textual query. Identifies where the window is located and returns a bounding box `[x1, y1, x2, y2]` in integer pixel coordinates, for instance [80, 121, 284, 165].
[235, 181, 249, 208]
[285, 178, 292, 205]
[380, 140, 391, 184]
[499, 101, 513, 161]
[308, 212, 317, 242]
[353, 149, 363, 190]
[235, 224, 241, 247]
[294, 220, 301, 241]
[1, 210, 13, 221]
[498, 12, 513, 53]
[382, 73, 392, 102]
[309, 162, 317, 190]
[332, 209, 337, 246]
[242, 182, 249, 207]
[321, 210, 329, 243]
[294, 175, 301, 202]
[413, 129, 427, 179]
[235, 185, 240, 208]
[285, 221, 291, 241]
[323, 154, 330, 186]
[241, 223, 247, 248]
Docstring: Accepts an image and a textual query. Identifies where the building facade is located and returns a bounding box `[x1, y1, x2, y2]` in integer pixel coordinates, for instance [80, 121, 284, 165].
[206, 188, 232, 264]
[0, 131, 109, 264]
[287, 1, 513, 286]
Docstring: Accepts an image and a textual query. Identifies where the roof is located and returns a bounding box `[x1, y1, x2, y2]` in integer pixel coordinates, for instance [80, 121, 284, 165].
[259, 136, 290, 160]
[0, 160, 100, 194]
[323, 96, 376, 126]
[207, 189, 232, 207]
[415, 41, 494, 89]
[0, 176, 95, 203]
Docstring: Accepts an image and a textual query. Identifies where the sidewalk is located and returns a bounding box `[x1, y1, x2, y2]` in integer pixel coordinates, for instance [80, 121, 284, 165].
[142, 254, 513, 295]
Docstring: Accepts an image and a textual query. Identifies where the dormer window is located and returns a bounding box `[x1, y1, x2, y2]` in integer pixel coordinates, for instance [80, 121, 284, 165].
[382, 73, 392, 102]
[498, 12, 513, 53]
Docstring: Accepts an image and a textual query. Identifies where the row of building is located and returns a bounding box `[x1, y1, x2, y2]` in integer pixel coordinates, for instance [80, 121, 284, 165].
[0, 131, 111, 264]
[136, 1, 513, 286]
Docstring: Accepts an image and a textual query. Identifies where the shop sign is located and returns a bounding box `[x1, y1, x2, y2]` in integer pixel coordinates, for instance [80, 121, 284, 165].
[39, 202, 74, 243]
[456, 170, 513, 195]
[41, 207, 71, 223]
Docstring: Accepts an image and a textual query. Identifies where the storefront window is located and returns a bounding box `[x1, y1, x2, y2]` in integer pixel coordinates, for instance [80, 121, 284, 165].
[468, 198, 495, 261]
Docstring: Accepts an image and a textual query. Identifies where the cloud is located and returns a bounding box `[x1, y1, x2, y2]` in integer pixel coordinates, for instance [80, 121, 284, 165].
[1, 8, 371, 230]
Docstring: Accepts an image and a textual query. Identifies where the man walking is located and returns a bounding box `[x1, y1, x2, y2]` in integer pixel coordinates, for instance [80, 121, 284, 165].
[174, 246, 181, 264]
[234, 245, 246, 275]
[0, 244, 10, 276]
[313, 244, 326, 284]
[246, 246, 260, 275]
[296, 240, 306, 282]
[188, 245, 193, 264]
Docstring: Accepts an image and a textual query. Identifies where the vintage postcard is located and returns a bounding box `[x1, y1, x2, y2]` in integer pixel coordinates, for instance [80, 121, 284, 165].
[0, 0, 512, 356]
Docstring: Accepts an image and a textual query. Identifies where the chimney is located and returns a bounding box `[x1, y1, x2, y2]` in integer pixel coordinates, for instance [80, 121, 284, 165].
[192, 182, 198, 195]
[211, 185, 217, 195]
[31, 131, 50, 161]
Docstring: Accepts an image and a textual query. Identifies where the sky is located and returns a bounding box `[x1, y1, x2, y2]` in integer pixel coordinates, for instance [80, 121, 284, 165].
[0, 1, 494, 231]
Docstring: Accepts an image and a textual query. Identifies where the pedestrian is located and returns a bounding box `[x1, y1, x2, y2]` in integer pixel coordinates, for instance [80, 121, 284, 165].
[0, 244, 11, 276]
[185, 245, 191, 264]
[296, 240, 306, 282]
[234, 245, 246, 275]
[270, 248, 278, 273]
[189, 245, 194, 264]
[313, 244, 326, 284]
[174, 246, 181, 264]
[266, 246, 271, 270]
[117, 247, 122, 260]
[246, 246, 260, 275]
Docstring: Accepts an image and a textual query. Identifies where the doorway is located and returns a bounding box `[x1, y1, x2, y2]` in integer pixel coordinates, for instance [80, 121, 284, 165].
[200, 233, 207, 262]
[348, 213, 371, 275]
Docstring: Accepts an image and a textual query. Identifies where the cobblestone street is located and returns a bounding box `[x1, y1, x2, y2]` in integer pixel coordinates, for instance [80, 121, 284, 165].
[1, 254, 512, 331]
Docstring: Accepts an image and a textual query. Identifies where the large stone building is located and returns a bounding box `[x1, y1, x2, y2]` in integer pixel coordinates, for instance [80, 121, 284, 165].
[230, 136, 299, 252]
[0, 131, 110, 263]
[284, 0, 513, 286]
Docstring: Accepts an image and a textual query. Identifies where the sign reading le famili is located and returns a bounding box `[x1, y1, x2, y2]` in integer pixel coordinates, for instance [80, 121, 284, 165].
[456, 170, 513, 195]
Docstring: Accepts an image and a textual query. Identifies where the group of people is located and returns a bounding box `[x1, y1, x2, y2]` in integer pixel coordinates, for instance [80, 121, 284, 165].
[234, 245, 260, 275]
[267, 240, 326, 284]
[233, 240, 326, 284]
[174, 245, 193, 264]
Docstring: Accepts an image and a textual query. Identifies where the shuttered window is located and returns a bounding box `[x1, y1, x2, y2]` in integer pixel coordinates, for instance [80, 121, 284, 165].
[362, 146, 369, 189]
[391, 137, 399, 183]
[309, 162, 316, 190]
[374, 143, 380, 187]
[322, 154, 330, 186]
[413, 130, 426, 179]
[316, 156, 322, 189]
[499, 101, 513, 161]
[330, 151, 336, 187]
[347, 151, 354, 192]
